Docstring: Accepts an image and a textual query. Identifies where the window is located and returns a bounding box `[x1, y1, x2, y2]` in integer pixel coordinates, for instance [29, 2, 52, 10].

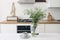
[35, 0, 46, 2]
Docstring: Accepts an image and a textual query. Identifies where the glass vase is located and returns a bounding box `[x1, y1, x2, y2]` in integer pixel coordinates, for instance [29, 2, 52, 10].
[32, 23, 37, 36]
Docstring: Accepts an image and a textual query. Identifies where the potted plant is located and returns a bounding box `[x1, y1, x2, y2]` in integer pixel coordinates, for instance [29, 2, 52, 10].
[25, 7, 45, 36]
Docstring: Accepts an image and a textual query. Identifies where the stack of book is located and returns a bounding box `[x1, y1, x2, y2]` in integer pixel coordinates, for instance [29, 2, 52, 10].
[7, 16, 18, 21]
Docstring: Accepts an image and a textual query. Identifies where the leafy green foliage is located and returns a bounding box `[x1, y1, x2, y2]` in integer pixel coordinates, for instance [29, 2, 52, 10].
[25, 7, 45, 24]
[25, 7, 46, 35]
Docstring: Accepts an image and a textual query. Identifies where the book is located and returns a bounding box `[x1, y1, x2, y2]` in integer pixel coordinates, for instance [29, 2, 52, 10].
[7, 16, 18, 21]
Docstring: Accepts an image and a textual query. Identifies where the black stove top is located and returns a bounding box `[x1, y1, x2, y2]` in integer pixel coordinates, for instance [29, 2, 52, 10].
[17, 19, 32, 22]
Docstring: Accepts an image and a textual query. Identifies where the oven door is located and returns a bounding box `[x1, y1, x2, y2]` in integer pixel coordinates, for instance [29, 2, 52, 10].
[17, 25, 31, 33]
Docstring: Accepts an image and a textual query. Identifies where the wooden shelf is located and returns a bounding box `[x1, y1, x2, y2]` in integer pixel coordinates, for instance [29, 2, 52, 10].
[38, 20, 60, 24]
[0, 20, 60, 24]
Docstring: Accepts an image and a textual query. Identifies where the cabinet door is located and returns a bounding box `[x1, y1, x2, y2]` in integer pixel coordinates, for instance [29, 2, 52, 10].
[35, 24, 44, 33]
[48, 0, 60, 7]
[45, 24, 60, 33]
[1, 24, 17, 33]
[35, 0, 46, 2]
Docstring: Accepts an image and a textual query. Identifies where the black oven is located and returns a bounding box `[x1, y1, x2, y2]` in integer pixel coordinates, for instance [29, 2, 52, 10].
[17, 25, 31, 33]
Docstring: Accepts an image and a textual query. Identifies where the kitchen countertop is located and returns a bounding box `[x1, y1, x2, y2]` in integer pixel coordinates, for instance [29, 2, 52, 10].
[0, 33, 60, 40]
[0, 20, 60, 24]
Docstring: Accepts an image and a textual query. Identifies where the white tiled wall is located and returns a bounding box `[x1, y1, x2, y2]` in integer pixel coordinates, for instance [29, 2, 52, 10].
[48, 8, 60, 20]
[0, 0, 48, 21]
[0, 0, 60, 20]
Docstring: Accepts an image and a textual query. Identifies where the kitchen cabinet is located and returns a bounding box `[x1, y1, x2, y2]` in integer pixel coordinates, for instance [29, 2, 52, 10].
[36, 24, 44, 33]
[0, 23, 60, 33]
[0, 24, 44, 33]
[1, 24, 17, 33]
[45, 24, 60, 33]
[48, 0, 60, 7]
[1, 24, 32, 33]
[35, 0, 46, 2]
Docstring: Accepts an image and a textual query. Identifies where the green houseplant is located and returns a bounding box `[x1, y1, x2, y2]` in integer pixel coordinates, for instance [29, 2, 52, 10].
[25, 7, 45, 36]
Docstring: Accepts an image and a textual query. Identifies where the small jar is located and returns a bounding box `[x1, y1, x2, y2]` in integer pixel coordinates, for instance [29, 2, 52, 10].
[47, 12, 52, 21]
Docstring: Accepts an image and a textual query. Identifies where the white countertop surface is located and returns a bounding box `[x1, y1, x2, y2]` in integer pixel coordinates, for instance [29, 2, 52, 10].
[0, 33, 60, 40]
